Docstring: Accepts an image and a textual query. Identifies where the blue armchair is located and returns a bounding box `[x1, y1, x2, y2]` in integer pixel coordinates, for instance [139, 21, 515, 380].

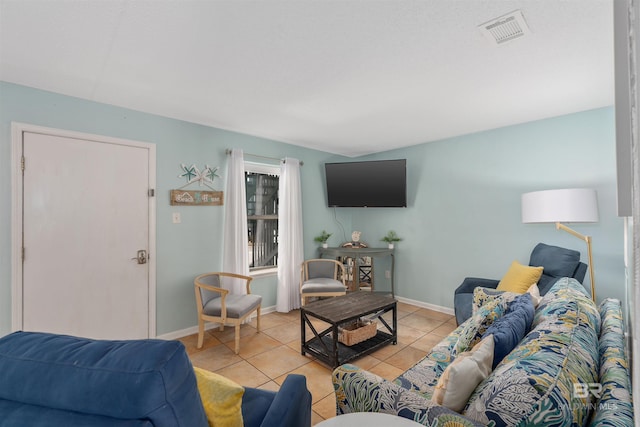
[242, 374, 312, 427]
[453, 243, 587, 325]
[0, 331, 311, 427]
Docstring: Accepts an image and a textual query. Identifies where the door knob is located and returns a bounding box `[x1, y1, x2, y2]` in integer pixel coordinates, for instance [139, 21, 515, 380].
[131, 250, 147, 264]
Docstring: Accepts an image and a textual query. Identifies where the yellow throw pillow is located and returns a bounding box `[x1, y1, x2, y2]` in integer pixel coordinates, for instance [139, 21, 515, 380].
[432, 335, 495, 412]
[496, 261, 543, 293]
[193, 367, 244, 427]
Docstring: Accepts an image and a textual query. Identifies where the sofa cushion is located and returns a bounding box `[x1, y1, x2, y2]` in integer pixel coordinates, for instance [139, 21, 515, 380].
[533, 276, 600, 335]
[463, 278, 600, 426]
[194, 367, 244, 427]
[496, 260, 543, 293]
[482, 293, 535, 369]
[0, 332, 207, 427]
[432, 335, 494, 412]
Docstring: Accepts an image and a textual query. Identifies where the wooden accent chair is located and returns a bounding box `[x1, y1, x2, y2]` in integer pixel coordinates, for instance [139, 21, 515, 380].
[299, 259, 347, 306]
[194, 272, 261, 354]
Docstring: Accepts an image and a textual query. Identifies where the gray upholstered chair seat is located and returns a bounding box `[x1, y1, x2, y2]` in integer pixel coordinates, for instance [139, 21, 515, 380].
[301, 278, 347, 293]
[203, 294, 262, 318]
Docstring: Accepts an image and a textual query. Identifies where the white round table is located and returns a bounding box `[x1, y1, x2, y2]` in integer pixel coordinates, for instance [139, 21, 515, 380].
[316, 412, 422, 426]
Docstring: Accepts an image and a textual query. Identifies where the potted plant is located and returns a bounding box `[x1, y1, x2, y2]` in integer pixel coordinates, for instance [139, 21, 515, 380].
[314, 230, 332, 248]
[381, 230, 402, 249]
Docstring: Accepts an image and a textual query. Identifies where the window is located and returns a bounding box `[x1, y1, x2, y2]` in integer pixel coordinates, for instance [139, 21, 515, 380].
[245, 163, 279, 271]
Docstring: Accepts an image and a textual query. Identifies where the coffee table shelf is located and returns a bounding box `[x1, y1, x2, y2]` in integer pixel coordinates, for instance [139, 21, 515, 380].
[301, 291, 397, 368]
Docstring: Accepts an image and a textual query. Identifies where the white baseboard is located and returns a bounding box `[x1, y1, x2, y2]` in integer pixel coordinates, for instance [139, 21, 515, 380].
[394, 296, 455, 316]
[157, 298, 453, 340]
[156, 305, 278, 340]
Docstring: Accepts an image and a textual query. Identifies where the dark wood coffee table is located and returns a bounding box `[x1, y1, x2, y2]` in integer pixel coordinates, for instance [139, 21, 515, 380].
[300, 291, 397, 368]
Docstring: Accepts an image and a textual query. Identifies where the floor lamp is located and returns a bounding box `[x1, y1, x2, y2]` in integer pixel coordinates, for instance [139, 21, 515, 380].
[521, 188, 599, 302]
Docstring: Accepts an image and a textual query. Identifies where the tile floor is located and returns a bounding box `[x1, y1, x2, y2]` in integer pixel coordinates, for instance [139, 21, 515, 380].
[179, 301, 457, 425]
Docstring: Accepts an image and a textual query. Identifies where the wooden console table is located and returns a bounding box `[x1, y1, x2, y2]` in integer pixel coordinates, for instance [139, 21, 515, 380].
[301, 291, 397, 368]
[319, 246, 395, 297]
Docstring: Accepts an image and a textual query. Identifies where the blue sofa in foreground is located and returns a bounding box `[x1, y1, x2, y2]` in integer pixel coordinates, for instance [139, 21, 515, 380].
[0, 331, 312, 427]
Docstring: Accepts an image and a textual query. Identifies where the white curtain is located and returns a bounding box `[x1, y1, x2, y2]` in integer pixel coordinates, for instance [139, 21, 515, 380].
[277, 158, 304, 312]
[223, 149, 250, 294]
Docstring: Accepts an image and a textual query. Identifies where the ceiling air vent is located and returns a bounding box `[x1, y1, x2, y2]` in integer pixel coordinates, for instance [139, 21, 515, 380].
[479, 10, 530, 45]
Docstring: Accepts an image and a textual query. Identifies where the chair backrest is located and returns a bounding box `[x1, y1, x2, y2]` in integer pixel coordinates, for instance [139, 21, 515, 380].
[195, 273, 222, 306]
[302, 259, 340, 281]
[529, 243, 588, 295]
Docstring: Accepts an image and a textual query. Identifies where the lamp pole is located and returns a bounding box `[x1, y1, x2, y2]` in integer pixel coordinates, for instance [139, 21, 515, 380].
[556, 222, 596, 302]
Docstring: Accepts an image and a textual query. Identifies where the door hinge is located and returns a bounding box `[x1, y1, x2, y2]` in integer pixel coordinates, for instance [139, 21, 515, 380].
[148, 189, 155, 197]
[21, 247, 25, 262]
[21, 156, 25, 172]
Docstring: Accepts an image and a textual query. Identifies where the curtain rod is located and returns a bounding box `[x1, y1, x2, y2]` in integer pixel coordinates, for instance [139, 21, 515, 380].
[225, 149, 304, 166]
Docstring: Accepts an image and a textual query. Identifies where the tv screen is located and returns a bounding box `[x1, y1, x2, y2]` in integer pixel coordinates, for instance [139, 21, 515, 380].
[325, 159, 407, 207]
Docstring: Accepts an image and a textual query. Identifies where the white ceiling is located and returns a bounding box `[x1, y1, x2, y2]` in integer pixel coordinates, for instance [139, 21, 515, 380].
[0, 0, 614, 157]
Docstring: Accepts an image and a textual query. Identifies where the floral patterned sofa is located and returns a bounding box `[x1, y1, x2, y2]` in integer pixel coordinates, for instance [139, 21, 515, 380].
[333, 278, 634, 426]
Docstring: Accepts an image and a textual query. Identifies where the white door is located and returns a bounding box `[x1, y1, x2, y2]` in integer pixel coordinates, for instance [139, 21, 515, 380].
[18, 128, 155, 339]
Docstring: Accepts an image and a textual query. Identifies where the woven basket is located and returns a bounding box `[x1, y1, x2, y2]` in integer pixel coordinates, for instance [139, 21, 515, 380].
[338, 319, 377, 346]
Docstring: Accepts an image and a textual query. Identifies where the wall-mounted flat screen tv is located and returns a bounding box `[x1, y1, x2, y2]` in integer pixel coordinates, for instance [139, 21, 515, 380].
[325, 159, 407, 207]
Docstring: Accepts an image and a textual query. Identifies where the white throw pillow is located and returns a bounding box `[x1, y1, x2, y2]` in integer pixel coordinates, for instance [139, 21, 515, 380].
[527, 283, 542, 307]
[432, 335, 495, 412]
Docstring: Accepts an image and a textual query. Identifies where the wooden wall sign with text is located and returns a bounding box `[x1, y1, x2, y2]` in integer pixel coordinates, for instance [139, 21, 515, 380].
[170, 190, 224, 206]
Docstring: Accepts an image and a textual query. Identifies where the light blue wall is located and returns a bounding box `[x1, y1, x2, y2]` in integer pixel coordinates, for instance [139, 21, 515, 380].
[0, 82, 346, 336]
[0, 81, 623, 337]
[350, 107, 624, 307]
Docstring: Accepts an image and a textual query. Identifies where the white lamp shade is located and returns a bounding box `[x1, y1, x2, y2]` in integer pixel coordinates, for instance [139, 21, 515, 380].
[521, 188, 599, 223]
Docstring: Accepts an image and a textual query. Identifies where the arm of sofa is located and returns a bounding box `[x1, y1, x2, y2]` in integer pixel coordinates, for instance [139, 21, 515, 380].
[455, 277, 499, 295]
[259, 374, 311, 427]
[333, 364, 484, 427]
[590, 299, 634, 426]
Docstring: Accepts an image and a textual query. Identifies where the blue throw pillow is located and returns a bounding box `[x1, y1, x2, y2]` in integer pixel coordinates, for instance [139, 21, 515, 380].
[482, 293, 535, 369]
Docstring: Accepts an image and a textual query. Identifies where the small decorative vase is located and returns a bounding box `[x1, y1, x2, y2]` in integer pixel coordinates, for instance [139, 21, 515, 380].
[322, 243, 328, 248]
[388, 243, 394, 249]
